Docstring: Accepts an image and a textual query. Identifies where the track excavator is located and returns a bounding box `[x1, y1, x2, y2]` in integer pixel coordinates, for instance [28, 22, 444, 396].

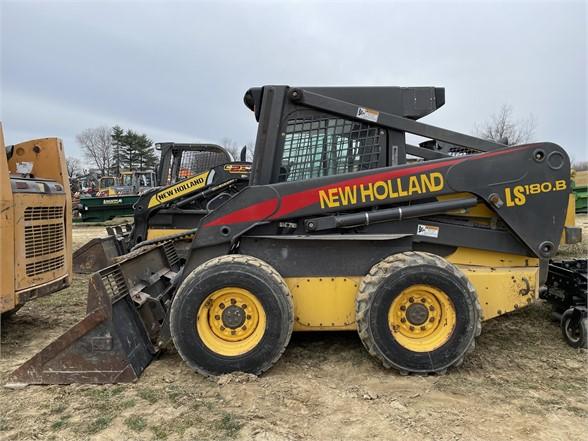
[9, 85, 583, 385]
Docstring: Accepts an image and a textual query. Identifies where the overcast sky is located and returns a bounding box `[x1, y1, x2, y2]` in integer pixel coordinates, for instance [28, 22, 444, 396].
[1, 0, 586, 165]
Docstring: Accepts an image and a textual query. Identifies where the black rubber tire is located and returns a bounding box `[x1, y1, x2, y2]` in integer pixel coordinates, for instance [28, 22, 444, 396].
[560, 309, 588, 349]
[170, 254, 294, 376]
[356, 251, 482, 374]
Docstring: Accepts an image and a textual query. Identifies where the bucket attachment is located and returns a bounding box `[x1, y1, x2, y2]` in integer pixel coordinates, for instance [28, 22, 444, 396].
[73, 224, 132, 273]
[8, 242, 181, 386]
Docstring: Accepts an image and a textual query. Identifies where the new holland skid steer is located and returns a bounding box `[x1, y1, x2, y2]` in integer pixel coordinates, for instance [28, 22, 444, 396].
[9, 85, 582, 385]
[72, 142, 251, 273]
[0, 124, 72, 317]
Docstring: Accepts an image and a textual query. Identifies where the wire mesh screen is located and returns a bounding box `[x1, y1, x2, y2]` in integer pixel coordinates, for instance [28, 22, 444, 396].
[164, 149, 231, 185]
[445, 146, 481, 156]
[278, 115, 382, 182]
[419, 140, 482, 157]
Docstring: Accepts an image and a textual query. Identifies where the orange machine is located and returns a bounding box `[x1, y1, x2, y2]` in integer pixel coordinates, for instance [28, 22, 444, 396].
[0, 124, 72, 316]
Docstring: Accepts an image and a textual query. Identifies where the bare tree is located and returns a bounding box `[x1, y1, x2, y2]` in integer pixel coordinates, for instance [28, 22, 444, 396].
[66, 156, 82, 178]
[220, 137, 242, 161]
[572, 160, 588, 171]
[76, 126, 113, 174]
[244, 141, 255, 161]
[475, 104, 536, 146]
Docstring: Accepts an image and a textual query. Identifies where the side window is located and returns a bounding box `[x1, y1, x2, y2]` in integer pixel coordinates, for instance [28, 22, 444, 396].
[279, 115, 382, 182]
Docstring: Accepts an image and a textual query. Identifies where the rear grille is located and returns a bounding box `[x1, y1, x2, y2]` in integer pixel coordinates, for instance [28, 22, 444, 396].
[24, 223, 65, 258]
[24, 206, 64, 221]
[26, 255, 65, 276]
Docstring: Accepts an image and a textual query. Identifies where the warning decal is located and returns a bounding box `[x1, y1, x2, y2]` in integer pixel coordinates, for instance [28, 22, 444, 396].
[356, 107, 379, 122]
[417, 224, 439, 238]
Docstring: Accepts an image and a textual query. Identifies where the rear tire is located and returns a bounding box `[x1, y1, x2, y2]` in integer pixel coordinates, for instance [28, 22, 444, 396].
[170, 254, 294, 376]
[356, 251, 481, 374]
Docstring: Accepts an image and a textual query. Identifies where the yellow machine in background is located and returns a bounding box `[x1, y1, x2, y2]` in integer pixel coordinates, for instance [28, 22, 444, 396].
[97, 176, 117, 195]
[0, 124, 72, 316]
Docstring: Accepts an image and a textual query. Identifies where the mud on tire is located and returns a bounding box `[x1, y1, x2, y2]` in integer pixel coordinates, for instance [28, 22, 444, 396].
[170, 254, 294, 377]
[355, 251, 482, 374]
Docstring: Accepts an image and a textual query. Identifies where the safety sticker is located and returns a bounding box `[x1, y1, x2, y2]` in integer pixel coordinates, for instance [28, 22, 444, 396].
[356, 106, 379, 122]
[417, 224, 439, 238]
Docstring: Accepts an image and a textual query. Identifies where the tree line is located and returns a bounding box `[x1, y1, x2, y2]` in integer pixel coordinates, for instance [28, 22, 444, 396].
[74, 126, 158, 176]
[68, 105, 588, 179]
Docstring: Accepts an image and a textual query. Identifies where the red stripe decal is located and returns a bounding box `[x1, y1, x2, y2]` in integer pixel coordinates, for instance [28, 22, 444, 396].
[205, 146, 528, 227]
[206, 197, 278, 227]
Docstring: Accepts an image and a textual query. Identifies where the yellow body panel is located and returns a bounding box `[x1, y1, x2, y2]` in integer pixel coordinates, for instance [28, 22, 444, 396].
[146, 228, 192, 240]
[0, 126, 72, 314]
[287, 247, 540, 331]
[0, 125, 16, 312]
[147, 171, 209, 208]
[561, 193, 577, 244]
[446, 247, 538, 267]
[437, 192, 495, 218]
[287, 277, 360, 331]
[460, 266, 538, 320]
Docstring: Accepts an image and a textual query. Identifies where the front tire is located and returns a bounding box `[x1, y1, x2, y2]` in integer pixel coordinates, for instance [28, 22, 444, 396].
[170, 255, 294, 376]
[356, 251, 481, 374]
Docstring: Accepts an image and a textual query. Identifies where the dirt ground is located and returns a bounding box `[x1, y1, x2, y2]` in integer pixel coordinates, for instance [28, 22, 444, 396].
[1, 220, 587, 441]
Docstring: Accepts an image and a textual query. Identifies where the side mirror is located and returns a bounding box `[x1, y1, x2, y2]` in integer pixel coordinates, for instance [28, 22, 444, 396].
[240, 146, 247, 162]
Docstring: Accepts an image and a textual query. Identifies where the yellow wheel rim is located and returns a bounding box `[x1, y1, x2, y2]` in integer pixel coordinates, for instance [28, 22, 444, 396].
[388, 284, 456, 352]
[196, 287, 266, 356]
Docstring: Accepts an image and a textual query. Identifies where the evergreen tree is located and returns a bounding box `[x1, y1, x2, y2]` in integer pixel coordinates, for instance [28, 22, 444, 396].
[116, 128, 157, 172]
[135, 133, 158, 171]
[111, 125, 124, 176]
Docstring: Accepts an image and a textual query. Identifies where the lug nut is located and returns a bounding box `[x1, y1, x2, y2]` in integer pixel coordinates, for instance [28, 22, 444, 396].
[409, 297, 414, 303]
[246, 315, 252, 320]
[400, 305, 406, 311]
[231, 299, 237, 305]
[420, 326, 426, 331]
[242, 325, 247, 331]
[429, 317, 435, 323]
[409, 326, 414, 331]
[421, 298, 426, 303]
[429, 305, 435, 311]
[220, 325, 225, 331]
[214, 315, 220, 320]
[231, 330, 236, 335]
[400, 318, 406, 323]
[242, 304, 247, 309]
[219, 303, 225, 309]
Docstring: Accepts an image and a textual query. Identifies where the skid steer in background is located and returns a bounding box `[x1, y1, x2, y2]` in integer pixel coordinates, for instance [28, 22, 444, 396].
[73, 143, 251, 273]
[9, 85, 583, 385]
[0, 124, 72, 317]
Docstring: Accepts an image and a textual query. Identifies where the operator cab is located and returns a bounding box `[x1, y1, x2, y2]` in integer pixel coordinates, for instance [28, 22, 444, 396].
[244, 85, 450, 186]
